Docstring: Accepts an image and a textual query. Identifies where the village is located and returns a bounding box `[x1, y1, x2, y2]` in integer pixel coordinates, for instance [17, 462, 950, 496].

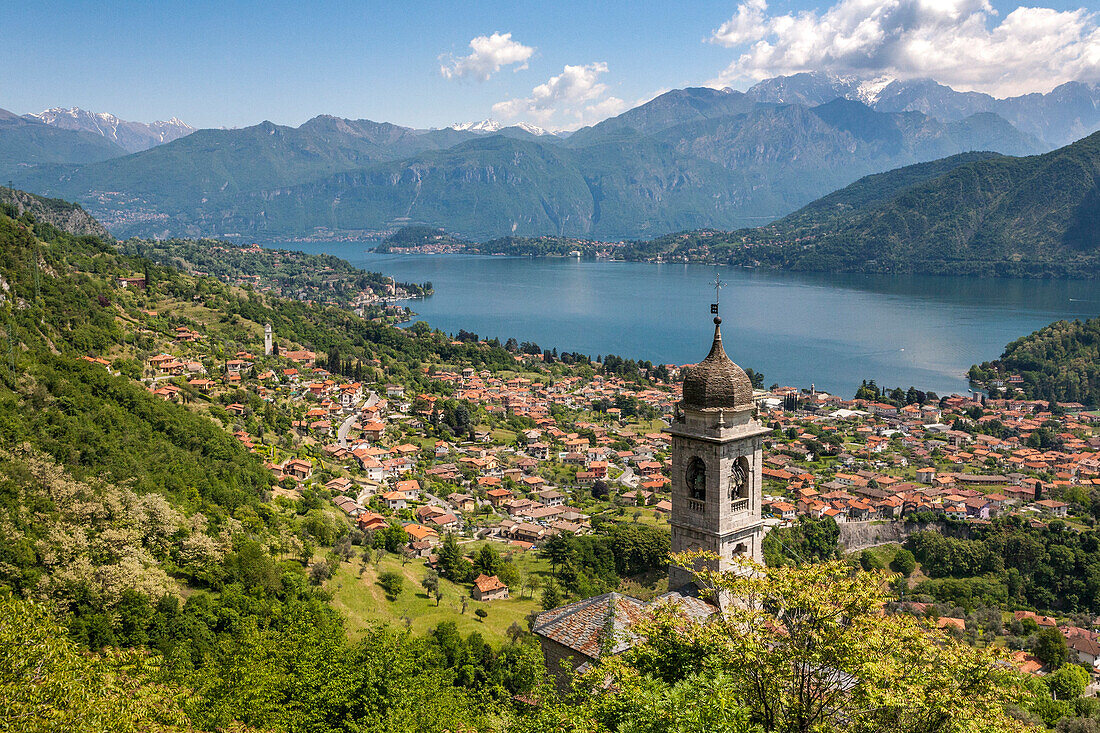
[125, 329, 1097, 552]
[79, 270, 1100, 682]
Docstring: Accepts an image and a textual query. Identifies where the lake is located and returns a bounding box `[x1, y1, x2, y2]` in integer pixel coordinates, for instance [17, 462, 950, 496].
[266, 241, 1100, 398]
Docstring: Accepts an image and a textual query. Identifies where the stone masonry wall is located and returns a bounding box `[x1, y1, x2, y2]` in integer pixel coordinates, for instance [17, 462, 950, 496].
[838, 520, 952, 552]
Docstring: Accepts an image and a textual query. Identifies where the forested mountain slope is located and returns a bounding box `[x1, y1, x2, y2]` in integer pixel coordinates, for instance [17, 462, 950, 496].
[0, 204, 542, 732]
[11, 92, 1042, 240]
[0, 185, 109, 236]
[608, 131, 1100, 276]
[739, 130, 1100, 275]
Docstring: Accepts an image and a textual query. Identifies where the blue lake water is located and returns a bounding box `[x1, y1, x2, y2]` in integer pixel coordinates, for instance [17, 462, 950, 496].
[265, 241, 1100, 398]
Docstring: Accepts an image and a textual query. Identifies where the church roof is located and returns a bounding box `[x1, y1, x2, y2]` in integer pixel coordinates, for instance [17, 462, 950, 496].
[532, 592, 647, 658]
[533, 589, 718, 660]
[681, 317, 754, 411]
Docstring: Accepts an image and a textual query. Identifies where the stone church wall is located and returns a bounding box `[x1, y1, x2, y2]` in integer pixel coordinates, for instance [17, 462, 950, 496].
[537, 635, 594, 693]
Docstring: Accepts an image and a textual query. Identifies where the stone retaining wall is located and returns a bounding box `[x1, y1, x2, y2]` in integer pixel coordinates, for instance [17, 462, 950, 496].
[838, 520, 949, 551]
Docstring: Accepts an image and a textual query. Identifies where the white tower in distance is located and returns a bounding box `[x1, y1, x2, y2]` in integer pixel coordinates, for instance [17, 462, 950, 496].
[264, 323, 273, 356]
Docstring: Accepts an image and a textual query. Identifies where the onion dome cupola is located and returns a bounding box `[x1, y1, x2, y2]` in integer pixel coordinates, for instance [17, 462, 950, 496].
[681, 315, 754, 411]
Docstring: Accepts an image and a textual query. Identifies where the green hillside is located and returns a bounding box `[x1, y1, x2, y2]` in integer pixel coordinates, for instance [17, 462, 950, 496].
[0, 201, 546, 731]
[11, 93, 1044, 240]
[0, 185, 109, 236]
[617, 131, 1100, 276]
[969, 317, 1100, 404]
[746, 130, 1100, 275]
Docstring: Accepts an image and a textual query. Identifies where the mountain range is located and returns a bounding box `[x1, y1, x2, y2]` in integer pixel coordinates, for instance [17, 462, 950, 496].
[0, 108, 127, 177]
[27, 107, 194, 152]
[745, 72, 1100, 148]
[711, 130, 1100, 276]
[448, 119, 555, 136]
[6, 73, 1100, 240]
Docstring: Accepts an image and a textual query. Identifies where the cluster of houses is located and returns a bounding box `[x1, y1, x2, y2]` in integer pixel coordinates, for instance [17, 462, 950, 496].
[897, 605, 1100, 675]
[132, 316, 1100, 564]
[754, 388, 1095, 528]
[88, 288, 1100, 624]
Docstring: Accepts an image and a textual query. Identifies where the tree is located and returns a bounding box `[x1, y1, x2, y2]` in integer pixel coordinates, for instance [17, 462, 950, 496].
[378, 571, 404, 600]
[541, 533, 574, 576]
[1048, 665, 1088, 699]
[473, 543, 502, 577]
[422, 569, 441, 605]
[540, 579, 562, 610]
[307, 560, 332, 585]
[0, 595, 190, 733]
[437, 533, 473, 582]
[535, 555, 1033, 733]
[523, 573, 541, 599]
[1033, 627, 1069, 670]
[890, 548, 917, 577]
[474, 608, 488, 622]
[859, 549, 884, 571]
[380, 523, 409, 553]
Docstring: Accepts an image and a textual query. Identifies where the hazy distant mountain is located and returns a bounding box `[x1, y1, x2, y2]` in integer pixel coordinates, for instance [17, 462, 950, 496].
[566, 87, 756, 144]
[747, 72, 1100, 147]
[0, 108, 126, 176]
[14, 90, 1043, 240]
[27, 108, 194, 153]
[449, 119, 553, 136]
[13, 115, 488, 218]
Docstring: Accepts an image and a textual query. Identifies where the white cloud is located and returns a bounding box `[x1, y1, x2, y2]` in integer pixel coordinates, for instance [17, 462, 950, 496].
[712, 0, 769, 46]
[492, 62, 624, 129]
[440, 32, 534, 81]
[585, 96, 629, 120]
[707, 0, 1100, 97]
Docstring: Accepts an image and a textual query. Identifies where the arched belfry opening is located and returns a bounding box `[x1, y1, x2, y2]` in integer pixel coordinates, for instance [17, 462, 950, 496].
[687, 456, 707, 509]
[730, 455, 751, 512]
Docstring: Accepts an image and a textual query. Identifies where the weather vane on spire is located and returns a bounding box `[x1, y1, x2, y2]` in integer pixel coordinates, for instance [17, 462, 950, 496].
[710, 273, 724, 316]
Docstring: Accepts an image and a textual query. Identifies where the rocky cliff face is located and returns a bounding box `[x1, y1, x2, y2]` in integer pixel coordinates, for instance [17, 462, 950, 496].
[0, 187, 110, 238]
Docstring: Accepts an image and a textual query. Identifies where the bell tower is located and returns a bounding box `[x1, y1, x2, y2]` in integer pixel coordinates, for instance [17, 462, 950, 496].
[666, 278, 768, 590]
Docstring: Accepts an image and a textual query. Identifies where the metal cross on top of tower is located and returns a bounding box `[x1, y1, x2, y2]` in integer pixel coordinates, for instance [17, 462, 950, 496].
[710, 273, 724, 315]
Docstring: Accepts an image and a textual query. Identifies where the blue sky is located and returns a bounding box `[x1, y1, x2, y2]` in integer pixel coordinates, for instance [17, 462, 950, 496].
[2, 0, 1097, 130]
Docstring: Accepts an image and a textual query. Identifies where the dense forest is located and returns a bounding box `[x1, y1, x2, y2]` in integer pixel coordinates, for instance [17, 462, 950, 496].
[969, 317, 1100, 405]
[905, 518, 1100, 615]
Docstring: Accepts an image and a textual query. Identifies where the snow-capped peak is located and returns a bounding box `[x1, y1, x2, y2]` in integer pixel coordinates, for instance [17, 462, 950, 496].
[855, 76, 896, 106]
[27, 107, 194, 152]
[513, 121, 551, 136]
[450, 119, 504, 133]
[449, 118, 552, 136]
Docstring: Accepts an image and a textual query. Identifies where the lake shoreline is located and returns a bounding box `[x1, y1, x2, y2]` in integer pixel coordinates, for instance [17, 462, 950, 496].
[261, 241, 1100, 399]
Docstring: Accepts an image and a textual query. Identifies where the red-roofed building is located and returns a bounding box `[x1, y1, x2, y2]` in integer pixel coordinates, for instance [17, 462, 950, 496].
[472, 573, 509, 601]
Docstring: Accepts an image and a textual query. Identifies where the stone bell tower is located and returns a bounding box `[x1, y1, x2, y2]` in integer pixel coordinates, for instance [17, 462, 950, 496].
[666, 298, 768, 590]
